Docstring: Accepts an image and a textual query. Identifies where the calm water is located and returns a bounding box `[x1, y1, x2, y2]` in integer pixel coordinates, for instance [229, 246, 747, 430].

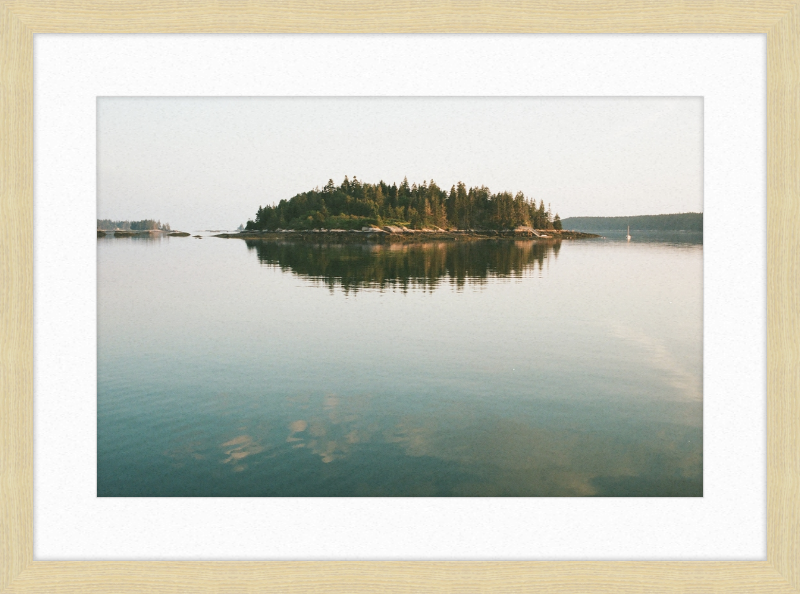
[97, 233, 703, 496]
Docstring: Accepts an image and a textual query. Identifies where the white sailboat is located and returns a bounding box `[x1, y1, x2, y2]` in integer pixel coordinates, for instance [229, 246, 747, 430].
[626, 225, 631, 241]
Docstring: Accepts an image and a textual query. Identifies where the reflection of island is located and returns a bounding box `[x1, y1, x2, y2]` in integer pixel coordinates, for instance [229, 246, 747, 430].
[246, 239, 561, 292]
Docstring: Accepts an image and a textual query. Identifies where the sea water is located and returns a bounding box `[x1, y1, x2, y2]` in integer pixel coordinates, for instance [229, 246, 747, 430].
[97, 232, 702, 496]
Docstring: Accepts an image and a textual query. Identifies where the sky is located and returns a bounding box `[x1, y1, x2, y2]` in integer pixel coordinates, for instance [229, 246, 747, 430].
[97, 97, 703, 231]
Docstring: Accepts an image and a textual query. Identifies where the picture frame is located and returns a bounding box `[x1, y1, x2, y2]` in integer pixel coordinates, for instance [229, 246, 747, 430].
[1, 1, 797, 592]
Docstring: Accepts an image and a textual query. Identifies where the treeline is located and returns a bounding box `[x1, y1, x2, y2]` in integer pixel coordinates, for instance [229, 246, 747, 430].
[97, 219, 171, 231]
[246, 176, 562, 231]
[560, 213, 703, 232]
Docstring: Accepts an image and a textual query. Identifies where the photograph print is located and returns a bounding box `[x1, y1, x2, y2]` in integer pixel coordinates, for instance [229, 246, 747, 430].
[97, 97, 703, 497]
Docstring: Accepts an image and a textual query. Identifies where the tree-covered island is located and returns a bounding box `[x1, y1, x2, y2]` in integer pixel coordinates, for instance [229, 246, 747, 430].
[97, 219, 190, 237]
[97, 219, 172, 232]
[245, 177, 564, 232]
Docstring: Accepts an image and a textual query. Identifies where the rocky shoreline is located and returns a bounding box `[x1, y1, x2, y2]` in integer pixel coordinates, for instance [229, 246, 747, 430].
[214, 227, 599, 242]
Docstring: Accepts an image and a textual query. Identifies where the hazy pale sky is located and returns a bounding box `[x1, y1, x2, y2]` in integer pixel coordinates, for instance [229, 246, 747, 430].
[97, 97, 702, 230]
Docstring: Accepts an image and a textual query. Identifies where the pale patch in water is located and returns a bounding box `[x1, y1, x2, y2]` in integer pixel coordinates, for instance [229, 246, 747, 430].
[287, 420, 308, 443]
[290, 420, 308, 432]
[222, 435, 251, 448]
[221, 434, 266, 467]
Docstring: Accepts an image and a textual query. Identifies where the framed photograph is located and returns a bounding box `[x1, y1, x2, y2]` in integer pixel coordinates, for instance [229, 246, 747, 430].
[95, 95, 704, 500]
[2, 2, 797, 592]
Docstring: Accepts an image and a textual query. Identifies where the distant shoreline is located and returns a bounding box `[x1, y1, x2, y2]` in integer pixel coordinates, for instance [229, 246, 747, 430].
[560, 212, 702, 233]
[97, 229, 190, 237]
[214, 228, 599, 242]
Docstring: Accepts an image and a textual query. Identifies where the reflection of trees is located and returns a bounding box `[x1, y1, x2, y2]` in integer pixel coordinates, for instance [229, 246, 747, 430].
[245, 239, 559, 292]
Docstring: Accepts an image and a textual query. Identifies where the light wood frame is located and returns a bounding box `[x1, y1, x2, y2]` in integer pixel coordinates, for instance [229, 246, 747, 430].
[1, 1, 797, 592]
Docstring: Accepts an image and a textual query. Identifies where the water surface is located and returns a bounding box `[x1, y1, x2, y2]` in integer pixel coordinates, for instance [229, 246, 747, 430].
[97, 233, 702, 496]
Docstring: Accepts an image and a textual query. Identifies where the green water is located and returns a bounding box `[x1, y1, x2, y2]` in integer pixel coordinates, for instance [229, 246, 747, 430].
[97, 233, 702, 496]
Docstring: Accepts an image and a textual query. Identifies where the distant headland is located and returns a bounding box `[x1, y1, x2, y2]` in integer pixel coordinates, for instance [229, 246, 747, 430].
[560, 213, 703, 233]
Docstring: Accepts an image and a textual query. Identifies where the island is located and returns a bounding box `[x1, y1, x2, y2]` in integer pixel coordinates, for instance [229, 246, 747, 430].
[97, 219, 189, 237]
[216, 177, 598, 242]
